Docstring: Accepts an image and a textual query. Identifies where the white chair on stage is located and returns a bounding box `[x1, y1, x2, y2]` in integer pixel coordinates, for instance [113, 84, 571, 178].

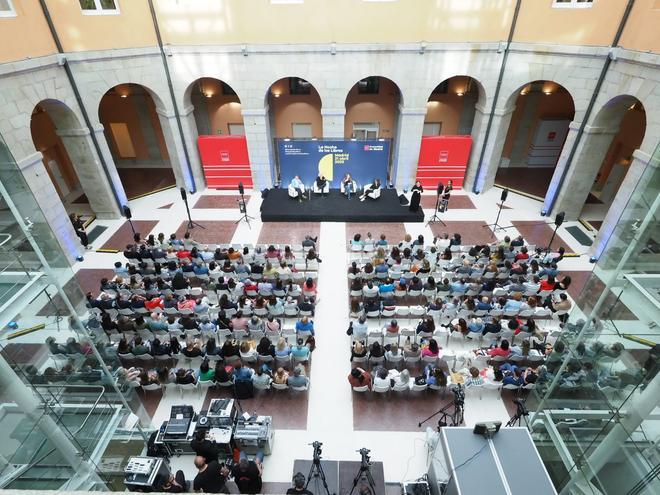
[362, 183, 381, 200]
[312, 180, 330, 196]
[340, 180, 358, 197]
[288, 183, 306, 199]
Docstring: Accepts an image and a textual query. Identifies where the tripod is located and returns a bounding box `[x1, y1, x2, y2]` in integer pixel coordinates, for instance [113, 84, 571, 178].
[180, 188, 205, 231]
[484, 188, 510, 232]
[305, 442, 333, 495]
[506, 399, 529, 428]
[426, 194, 447, 227]
[235, 192, 254, 228]
[349, 449, 377, 495]
[418, 385, 465, 428]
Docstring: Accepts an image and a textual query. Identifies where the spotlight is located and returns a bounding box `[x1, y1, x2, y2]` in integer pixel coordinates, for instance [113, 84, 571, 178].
[7, 321, 18, 329]
[456, 92, 464, 96]
[589, 256, 598, 264]
[76, 255, 84, 262]
[541, 209, 547, 216]
[475, 189, 481, 194]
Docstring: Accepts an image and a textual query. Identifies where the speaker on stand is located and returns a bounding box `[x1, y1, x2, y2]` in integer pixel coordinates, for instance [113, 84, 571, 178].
[426, 182, 446, 227]
[235, 182, 254, 227]
[181, 188, 205, 231]
[123, 205, 136, 237]
[483, 188, 510, 232]
[546, 212, 565, 254]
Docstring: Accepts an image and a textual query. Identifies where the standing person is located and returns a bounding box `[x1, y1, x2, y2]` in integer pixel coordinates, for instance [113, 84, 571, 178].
[69, 213, 90, 249]
[411, 180, 424, 194]
[193, 456, 230, 493]
[231, 452, 264, 493]
[442, 179, 453, 202]
[160, 471, 187, 493]
[342, 173, 355, 200]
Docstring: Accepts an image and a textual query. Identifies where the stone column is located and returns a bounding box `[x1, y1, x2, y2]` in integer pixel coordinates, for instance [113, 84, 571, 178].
[179, 105, 206, 191]
[191, 94, 211, 136]
[92, 123, 128, 207]
[15, 152, 83, 261]
[590, 148, 654, 258]
[468, 104, 515, 192]
[543, 120, 580, 214]
[321, 108, 346, 138]
[133, 94, 161, 160]
[550, 124, 618, 220]
[56, 127, 120, 219]
[507, 90, 541, 167]
[242, 107, 274, 189]
[155, 107, 194, 192]
[392, 106, 426, 189]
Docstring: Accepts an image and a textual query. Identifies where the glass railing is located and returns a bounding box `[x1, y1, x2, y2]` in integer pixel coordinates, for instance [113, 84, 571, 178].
[530, 140, 660, 494]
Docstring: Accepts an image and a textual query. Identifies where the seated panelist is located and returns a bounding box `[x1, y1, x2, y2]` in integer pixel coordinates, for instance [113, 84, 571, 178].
[314, 175, 329, 196]
[288, 175, 306, 201]
[360, 178, 381, 201]
[342, 173, 356, 200]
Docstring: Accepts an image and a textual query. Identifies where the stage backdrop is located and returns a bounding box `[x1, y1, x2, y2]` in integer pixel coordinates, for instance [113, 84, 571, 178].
[276, 139, 391, 188]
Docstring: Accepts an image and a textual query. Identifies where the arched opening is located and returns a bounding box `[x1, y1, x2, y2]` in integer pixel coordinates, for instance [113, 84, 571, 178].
[267, 77, 322, 139]
[189, 77, 244, 136]
[579, 96, 646, 230]
[417, 76, 483, 189]
[30, 100, 114, 219]
[344, 76, 401, 140]
[495, 81, 575, 198]
[98, 83, 175, 198]
[186, 78, 248, 189]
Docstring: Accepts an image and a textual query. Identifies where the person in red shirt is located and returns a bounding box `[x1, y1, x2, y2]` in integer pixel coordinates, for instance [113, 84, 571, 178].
[144, 297, 164, 311]
[539, 276, 556, 292]
[176, 247, 191, 260]
[514, 246, 529, 262]
[488, 340, 511, 358]
[348, 367, 372, 389]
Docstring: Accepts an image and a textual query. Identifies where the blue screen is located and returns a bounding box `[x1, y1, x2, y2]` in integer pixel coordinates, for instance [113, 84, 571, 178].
[277, 139, 391, 188]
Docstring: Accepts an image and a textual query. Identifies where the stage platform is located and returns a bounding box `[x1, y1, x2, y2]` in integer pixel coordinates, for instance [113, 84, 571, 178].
[260, 188, 425, 222]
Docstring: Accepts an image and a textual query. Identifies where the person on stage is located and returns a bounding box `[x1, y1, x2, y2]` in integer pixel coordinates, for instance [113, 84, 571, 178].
[290, 175, 306, 202]
[412, 180, 424, 194]
[359, 178, 381, 201]
[342, 173, 355, 200]
[442, 179, 453, 201]
[315, 175, 328, 197]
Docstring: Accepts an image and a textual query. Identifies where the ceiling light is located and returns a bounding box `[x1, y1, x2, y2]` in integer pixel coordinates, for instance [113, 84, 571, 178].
[120, 94, 128, 98]
[456, 92, 464, 96]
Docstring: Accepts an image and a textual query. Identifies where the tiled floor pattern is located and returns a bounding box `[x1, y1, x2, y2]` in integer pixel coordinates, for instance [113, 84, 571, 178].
[100, 220, 160, 250]
[193, 195, 250, 209]
[495, 167, 555, 199]
[117, 167, 177, 199]
[421, 194, 476, 210]
[511, 220, 575, 253]
[16, 185, 606, 486]
[174, 220, 238, 245]
[257, 222, 321, 247]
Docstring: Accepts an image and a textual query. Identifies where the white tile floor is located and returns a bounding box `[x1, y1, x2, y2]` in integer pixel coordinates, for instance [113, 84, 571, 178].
[5, 185, 600, 486]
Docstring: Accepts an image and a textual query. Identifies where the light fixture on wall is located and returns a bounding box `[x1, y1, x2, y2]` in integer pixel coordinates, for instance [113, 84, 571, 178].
[120, 94, 128, 98]
[272, 91, 281, 98]
[456, 91, 464, 97]
[543, 91, 552, 96]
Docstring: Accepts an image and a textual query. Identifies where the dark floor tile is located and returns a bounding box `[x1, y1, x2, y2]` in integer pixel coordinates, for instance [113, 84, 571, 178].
[139, 389, 163, 418]
[571, 271, 637, 320]
[587, 220, 603, 231]
[118, 168, 176, 199]
[352, 390, 450, 431]
[193, 195, 250, 209]
[428, 221, 496, 245]
[421, 195, 476, 210]
[511, 221, 574, 253]
[158, 203, 174, 210]
[345, 223, 407, 246]
[495, 168, 555, 199]
[258, 222, 320, 247]
[101, 220, 159, 250]
[174, 221, 238, 245]
[75, 268, 116, 297]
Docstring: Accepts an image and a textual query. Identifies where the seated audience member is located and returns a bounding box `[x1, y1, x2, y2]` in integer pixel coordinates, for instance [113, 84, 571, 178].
[369, 341, 385, 359]
[273, 367, 289, 385]
[221, 339, 239, 358]
[351, 340, 368, 361]
[239, 341, 257, 361]
[182, 339, 204, 358]
[464, 367, 484, 387]
[174, 368, 197, 385]
[384, 319, 400, 335]
[287, 367, 309, 388]
[193, 456, 229, 493]
[385, 343, 402, 362]
[488, 339, 511, 358]
[352, 315, 369, 341]
[252, 368, 272, 388]
[295, 316, 315, 335]
[421, 338, 441, 358]
[198, 359, 215, 382]
[291, 338, 311, 361]
[256, 336, 275, 357]
[348, 367, 372, 389]
[233, 363, 253, 382]
[275, 337, 291, 357]
[373, 367, 391, 388]
[425, 366, 447, 387]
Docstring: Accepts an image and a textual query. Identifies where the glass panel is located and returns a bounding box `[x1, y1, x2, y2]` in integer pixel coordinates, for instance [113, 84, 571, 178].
[79, 0, 97, 10]
[530, 140, 660, 494]
[0, 0, 12, 12]
[100, 0, 117, 10]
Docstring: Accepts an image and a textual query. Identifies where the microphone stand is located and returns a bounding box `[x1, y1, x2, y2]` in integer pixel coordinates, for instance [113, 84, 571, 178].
[182, 193, 205, 231]
[426, 193, 446, 227]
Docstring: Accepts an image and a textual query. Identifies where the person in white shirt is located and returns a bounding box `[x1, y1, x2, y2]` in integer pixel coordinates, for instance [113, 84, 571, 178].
[352, 315, 369, 341]
[372, 367, 392, 389]
[276, 261, 292, 277]
[290, 175, 305, 200]
[434, 233, 451, 249]
[362, 282, 379, 299]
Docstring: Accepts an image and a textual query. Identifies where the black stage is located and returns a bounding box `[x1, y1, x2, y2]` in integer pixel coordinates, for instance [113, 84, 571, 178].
[261, 188, 424, 222]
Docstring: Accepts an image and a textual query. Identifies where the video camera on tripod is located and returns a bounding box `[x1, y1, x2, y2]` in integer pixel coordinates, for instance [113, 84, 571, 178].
[452, 384, 465, 407]
[357, 448, 371, 466]
[310, 441, 323, 461]
[513, 398, 529, 416]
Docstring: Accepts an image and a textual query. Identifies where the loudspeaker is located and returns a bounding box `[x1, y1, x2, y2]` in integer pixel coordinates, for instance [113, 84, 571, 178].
[501, 188, 509, 202]
[555, 211, 565, 227]
[437, 182, 444, 196]
[122, 205, 132, 219]
[238, 182, 245, 195]
[398, 194, 409, 206]
[180, 187, 187, 201]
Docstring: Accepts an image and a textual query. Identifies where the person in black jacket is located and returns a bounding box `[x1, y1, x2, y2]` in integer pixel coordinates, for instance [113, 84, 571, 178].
[190, 429, 220, 463]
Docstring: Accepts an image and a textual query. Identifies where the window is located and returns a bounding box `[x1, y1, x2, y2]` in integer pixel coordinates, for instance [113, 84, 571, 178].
[292, 123, 313, 138]
[552, 0, 593, 8]
[289, 78, 312, 95]
[0, 0, 16, 17]
[352, 123, 379, 140]
[357, 77, 380, 95]
[423, 122, 442, 136]
[79, 0, 120, 15]
[228, 124, 245, 136]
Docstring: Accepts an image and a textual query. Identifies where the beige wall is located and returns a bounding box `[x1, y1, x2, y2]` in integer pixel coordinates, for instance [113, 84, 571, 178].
[155, 0, 515, 45]
[514, 0, 627, 46]
[502, 84, 575, 159]
[620, 0, 660, 52]
[0, 0, 56, 63]
[268, 79, 322, 138]
[344, 77, 399, 139]
[45, 0, 157, 52]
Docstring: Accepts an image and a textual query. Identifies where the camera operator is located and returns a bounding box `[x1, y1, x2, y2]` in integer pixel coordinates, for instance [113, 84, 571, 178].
[193, 456, 230, 493]
[286, 472, 313, 494]
[231, 451, 264, 493]
[190, 428, 220, 463]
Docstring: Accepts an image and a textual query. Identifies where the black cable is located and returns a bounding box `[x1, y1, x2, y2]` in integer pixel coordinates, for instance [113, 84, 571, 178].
[441, 442, 490, 495]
